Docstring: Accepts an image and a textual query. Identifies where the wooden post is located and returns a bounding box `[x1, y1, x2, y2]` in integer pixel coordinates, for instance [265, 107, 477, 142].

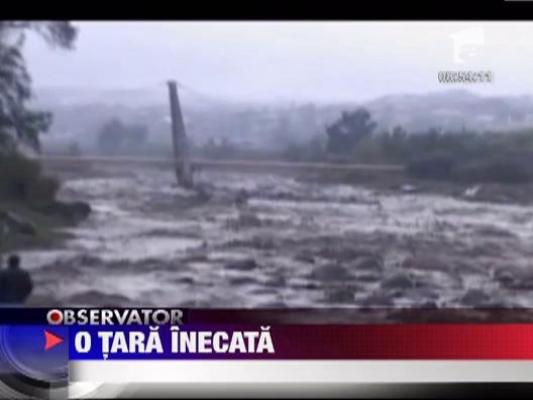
[167, 80, 193, 188]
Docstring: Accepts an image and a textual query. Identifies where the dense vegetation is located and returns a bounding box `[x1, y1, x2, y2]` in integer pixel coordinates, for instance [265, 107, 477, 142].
[0, 22, 76, 152]
[1, 22, 79, 253]
[96, 118, 149, 155]
[0, 152, 59, 207]
[282, 108, 533, 184]
[0, 22, 77, 205]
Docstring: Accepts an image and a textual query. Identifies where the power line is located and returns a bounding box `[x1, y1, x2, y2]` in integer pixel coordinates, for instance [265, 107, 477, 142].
[175, 81, 225, 105]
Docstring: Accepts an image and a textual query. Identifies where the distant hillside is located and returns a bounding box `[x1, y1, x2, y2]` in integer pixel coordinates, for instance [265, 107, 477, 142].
[365, 89, 533, 132]
[34, 87, 533, 155]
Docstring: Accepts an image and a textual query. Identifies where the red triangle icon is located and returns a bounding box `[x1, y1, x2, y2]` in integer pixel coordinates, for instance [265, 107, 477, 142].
[44, 330, 63, 351]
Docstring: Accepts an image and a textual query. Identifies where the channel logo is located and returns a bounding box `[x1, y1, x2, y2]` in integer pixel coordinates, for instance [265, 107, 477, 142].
[46, 308, 184, 326]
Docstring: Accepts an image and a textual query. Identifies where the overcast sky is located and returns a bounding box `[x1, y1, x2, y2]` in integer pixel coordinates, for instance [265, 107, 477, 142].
[22, 21, 533, 103]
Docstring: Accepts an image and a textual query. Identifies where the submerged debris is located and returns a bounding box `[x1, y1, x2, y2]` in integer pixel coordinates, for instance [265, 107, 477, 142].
[234, 188, 250, 207]
[381, 273, 415, 291]
[459, 289, 493, 308]
[324, 286, 355, 304]
[225, 258, 258, 271]
[463, 185, 481, 199]
[400, 183, 419, 193]
[310, 263, 352, 282]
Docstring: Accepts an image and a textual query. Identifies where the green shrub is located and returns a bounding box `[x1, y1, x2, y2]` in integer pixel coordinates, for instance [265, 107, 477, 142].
[26, 176, 60, 207]
[0, 152, 59, 205]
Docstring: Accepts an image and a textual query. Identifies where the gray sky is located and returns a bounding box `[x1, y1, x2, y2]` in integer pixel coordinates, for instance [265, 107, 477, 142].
[23, 21, 533, 103]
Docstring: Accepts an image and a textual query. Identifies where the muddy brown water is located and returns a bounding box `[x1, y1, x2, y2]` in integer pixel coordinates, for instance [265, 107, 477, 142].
[20, 163, 533, 314]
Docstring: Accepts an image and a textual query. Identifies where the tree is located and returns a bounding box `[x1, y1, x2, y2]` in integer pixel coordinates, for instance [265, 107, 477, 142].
[326, 108, 377, 156]
[0, 21, 77, 152]
[124, 124, 148, 149]
[97, 119, 125, 155]
[96, 118, 150, 155]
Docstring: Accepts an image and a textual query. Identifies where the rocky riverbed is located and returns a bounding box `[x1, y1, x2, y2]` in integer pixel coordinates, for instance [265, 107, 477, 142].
[20, 162, 533, 316]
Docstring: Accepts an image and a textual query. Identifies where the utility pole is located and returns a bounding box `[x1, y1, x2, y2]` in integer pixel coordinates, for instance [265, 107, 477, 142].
[167, 80, 193, 188]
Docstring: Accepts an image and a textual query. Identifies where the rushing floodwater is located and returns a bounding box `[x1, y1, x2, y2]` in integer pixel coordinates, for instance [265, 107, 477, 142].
[21, 164, 533, 310]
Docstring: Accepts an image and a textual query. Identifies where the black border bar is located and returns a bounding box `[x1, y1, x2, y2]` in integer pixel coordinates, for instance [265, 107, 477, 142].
[7, 0, 533, 21]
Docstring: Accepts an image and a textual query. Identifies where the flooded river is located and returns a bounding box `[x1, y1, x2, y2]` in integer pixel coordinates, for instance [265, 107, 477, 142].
[21, 163, 533, 311]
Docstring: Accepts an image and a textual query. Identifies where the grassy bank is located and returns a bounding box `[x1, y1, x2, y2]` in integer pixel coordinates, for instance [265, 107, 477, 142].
[0, 152, 88, 254]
